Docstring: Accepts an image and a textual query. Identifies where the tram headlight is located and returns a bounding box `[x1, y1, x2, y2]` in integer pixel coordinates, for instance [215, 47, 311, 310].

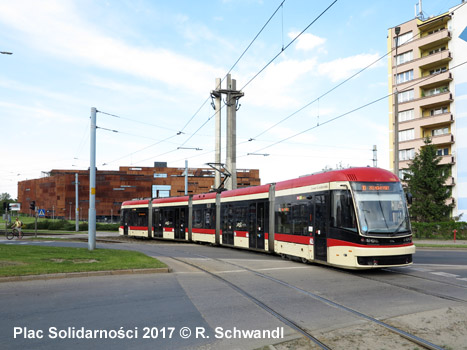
[403, 237, 412, 243]
[365, 238, 379, 244]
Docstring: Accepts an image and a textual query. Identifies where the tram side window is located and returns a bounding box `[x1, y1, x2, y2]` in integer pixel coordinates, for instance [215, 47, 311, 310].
[276, 202, 292, 234]
[276, 198, 311, 236]
[204, 208, 215, 229]
[162, 209, 174, 228]
[292, 204, 309, 235]
[235, 206, 248, 230]
[331, 190, 357, 232]
[129, 208, 148, 227]
[193, 209, 203, 229]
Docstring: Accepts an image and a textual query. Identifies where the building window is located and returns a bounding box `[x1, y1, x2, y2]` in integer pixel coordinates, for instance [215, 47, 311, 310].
[429, 67, 447, 75]
[399, 129, 415, 142]
[399, 148, 415, 161]
[398, 109, 414, 122]
[428, 46, 446, 55]
[396, 51, 413, 65]
[152, 185, 171, 198]
[436, 148, 449, 156]
[430, 106, 448, 116]
[395, 31, 413, 46]
[399, 169, 412, 181]
[424, 86, 449, 97]
[154, 173, 167, 178]
[396, 70, 414, 84]
[432, 127, 449, 136]
[427, 27, 445, 35]
[399, 89, 414, 103]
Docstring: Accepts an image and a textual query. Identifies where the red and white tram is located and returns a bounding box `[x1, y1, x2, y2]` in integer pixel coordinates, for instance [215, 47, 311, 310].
[120, 167, 415, 269]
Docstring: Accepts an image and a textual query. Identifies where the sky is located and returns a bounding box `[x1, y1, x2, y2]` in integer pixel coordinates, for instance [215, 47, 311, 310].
[0, 0, 463, 200]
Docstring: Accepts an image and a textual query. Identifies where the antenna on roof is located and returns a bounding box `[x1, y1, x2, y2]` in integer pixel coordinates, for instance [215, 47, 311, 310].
[415, 0, 425, 20]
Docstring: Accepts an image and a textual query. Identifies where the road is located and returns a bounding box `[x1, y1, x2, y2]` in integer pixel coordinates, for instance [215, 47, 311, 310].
[1, 239, 466, 349]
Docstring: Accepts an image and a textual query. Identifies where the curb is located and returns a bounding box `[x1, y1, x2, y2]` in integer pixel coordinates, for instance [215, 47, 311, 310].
[0, 267, 171, 283]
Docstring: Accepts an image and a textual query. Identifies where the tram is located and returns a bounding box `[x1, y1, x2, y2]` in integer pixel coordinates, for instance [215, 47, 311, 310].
[119, 167, 415, 269]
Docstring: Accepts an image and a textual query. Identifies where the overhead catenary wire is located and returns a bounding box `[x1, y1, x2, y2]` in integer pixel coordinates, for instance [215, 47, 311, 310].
[247, 14, 441, 142]
[243, 58, 467, 157]
[97, 109, 182, 133]
[179, 0, 338, 147]
[177, 0, 287, 135]
[96, 0, 290, 162]
[240, 0, 338, 91]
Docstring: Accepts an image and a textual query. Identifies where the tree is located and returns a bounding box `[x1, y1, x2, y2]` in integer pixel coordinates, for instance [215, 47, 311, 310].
[403, 137, 454, 222]
[0, 193, 12, 201]
[0, 192, 11, 214]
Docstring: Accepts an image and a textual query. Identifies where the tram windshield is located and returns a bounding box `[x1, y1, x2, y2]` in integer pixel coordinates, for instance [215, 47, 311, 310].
[351, 182, 410, 235]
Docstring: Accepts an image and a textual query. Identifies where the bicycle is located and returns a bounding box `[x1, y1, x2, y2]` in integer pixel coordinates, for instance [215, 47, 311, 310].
[6, 228, 22, 240]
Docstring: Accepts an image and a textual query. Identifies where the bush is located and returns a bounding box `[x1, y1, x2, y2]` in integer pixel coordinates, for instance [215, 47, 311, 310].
[28, 219, 119, 232]
[411, 221, 467, 239]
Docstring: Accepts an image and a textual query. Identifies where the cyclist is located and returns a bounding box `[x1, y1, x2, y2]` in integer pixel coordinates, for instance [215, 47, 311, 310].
[11, 217, 23, 239]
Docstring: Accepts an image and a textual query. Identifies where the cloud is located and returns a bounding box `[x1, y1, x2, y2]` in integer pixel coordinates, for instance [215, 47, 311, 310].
[317, 53, 382, 82]
[243, 57, 318, 108]
[0, 1, 223, 96]
[0, 101, 77, 125]
[288, 31, 326, 51]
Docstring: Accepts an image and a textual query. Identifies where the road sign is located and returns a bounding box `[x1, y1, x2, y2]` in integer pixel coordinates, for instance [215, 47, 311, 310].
[38, 209, 45, 217]
[460, 26, 467, 43]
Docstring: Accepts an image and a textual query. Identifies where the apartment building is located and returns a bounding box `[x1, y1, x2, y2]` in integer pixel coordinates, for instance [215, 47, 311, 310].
[388, 2, 467, 218]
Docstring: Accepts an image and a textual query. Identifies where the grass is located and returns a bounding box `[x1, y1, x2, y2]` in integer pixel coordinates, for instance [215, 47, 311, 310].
[0, 245, 166, 277]
[414, 243, 467, 249]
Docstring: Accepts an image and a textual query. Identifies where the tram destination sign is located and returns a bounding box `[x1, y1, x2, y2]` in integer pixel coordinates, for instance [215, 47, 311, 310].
[355, 183, 398, 192]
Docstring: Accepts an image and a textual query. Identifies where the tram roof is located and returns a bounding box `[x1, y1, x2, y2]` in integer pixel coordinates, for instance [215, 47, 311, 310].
[275, 167, 399, 191]
[122, 168, 399, 206]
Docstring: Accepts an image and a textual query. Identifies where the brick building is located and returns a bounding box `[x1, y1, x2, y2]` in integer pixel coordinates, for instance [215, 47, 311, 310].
[17, 163, 260, 221]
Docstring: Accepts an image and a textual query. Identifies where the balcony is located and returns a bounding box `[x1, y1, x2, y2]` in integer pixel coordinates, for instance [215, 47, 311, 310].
[418, 71, 452, 89]
[419, 50, 452, 71]
[393, 50, 451, 73]
[399, 133, 454, 150]
[400, 113, 453, 130]
[439, 154, 455, 165]
[394, 71, 452, 92]
[418, 29, 451, 51]
[445, 176, 455, 187]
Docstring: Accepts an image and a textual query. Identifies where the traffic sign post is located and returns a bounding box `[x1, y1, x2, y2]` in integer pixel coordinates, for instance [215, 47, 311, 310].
[35, 209, 38, 238]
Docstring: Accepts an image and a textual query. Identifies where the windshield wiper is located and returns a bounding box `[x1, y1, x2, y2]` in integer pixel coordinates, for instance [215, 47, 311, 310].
[393, 219, 409, 235]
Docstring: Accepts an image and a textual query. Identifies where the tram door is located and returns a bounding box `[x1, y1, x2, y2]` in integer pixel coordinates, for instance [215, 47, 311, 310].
[313, 193, 327, 262]
[249, 202, 266, 250]
[174, 207, 187, 240]
[153, 208, 163, 238]
[222, 204, 234, 245]
[122, 210, 129, 236]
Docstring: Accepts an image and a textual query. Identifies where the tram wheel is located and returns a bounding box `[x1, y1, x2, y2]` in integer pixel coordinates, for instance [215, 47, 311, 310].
[301, 257, 308, 264]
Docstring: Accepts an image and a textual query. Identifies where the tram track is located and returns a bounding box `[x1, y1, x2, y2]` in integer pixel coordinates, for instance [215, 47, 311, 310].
[154, 250, 332, 350]
[149, 246, 447, 350]
[346, 268, 467, 304]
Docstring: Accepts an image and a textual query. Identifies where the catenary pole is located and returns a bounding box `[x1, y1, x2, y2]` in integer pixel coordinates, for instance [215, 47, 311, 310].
[214, 78, 221, 189]
[75, 173, 79, 232]
[88, 107, 97, 250]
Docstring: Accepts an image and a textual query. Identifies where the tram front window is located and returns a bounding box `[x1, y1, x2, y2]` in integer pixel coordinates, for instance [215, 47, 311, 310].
[351, 182, 410, 235]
